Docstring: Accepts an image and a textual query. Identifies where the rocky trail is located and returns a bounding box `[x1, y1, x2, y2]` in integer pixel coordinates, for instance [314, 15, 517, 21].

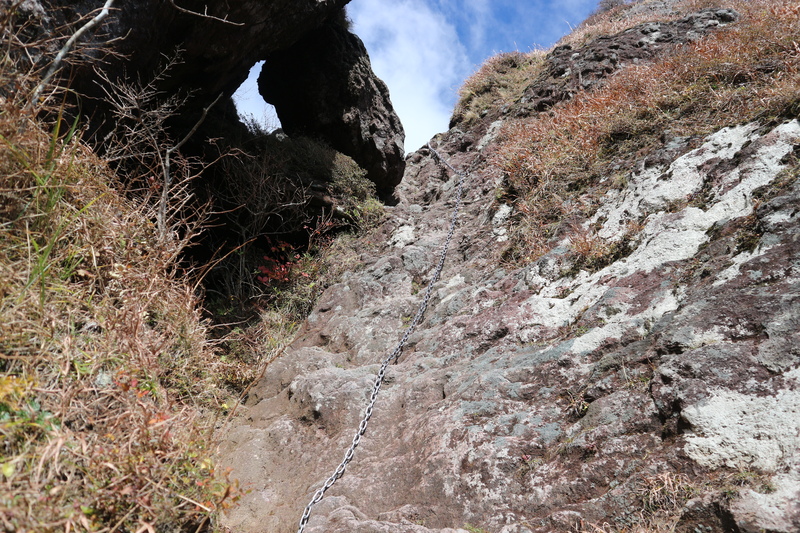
[199, 3, 800, 533]
[219, 35, 800, 533]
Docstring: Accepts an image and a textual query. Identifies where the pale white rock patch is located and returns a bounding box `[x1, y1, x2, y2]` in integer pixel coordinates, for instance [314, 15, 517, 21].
[682, 368, 800, 471]
[390, 224, 416, 248]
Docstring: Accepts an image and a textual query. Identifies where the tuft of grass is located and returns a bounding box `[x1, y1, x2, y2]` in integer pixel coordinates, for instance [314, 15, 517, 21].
[639, 472, 697, 517]
[574, 472, 697, 532]
[564, 221, 643, 276]
[491, 0, 800, 266]
[451, 51, 546, 127]
[0, 33, 245, 533]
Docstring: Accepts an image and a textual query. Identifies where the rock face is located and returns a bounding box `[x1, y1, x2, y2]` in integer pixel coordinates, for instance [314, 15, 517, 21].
[29, 0, 347, 111]
[219, 5, 800, 533]
[21, 0, 405, 197]
[259, 18, 406, 202]
[220, 118, 800, 533]
[520, 9, 739, 113]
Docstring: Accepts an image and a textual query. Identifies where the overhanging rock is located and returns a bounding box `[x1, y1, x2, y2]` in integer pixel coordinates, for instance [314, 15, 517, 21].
[259, 18, 406, 203]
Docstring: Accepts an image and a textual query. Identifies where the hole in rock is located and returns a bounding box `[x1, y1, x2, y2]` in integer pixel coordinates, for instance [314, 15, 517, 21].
[232, 60, 281, 132]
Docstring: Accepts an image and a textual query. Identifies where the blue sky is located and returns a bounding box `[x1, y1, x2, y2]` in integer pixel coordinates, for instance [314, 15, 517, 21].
[233, 0, 600, 152]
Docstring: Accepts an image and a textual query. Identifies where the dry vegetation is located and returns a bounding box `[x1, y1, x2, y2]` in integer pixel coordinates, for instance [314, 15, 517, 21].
[491, 0, 800, 265]
[451, 50, 546, 127]
[0, 10, 303, 533]
[0, 6, 389, 529]
[206, 131, 384, 315]
[0, 45, 253, 533]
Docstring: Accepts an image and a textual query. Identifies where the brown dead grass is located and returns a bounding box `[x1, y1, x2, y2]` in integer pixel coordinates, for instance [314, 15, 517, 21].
[0, 29, 248, 533]
[452, 50, 547, 127]
[493, 0, 800, 265]
[575, 472, 698, 532]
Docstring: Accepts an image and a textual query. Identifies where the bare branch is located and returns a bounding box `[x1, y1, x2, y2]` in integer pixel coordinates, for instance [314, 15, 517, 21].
[27, 0, 116, 110]
[168, 0, 244, 26]
[168, 92, 222, 156]
[158, 92, 223, 239]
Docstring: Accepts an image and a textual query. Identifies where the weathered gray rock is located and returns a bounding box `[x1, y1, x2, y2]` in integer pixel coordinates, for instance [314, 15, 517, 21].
[519, 9, 739, 113]
[259, 18, 405, 201]
[219, 110, 800, 533]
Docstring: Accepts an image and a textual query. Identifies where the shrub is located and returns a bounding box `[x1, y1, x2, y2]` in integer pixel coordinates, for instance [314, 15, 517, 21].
[204, 130, 382, 311]
[451, 50, 546, 127]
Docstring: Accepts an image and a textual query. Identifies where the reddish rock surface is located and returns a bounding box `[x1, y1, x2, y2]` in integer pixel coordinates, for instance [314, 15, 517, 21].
[219, 6, 800, 533]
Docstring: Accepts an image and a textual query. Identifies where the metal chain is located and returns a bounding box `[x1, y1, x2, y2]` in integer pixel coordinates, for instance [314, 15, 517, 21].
[296, 141, 467, 533]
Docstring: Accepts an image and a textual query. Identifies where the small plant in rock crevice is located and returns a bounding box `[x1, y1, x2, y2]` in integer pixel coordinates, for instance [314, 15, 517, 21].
[463, 524, 492, 533]
[573, 471, 700, 532]
[563, 221, 643, 276]
[639, 472, 697, 517]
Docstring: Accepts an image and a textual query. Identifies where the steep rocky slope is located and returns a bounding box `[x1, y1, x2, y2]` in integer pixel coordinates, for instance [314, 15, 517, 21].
[220, 2, 800, 532]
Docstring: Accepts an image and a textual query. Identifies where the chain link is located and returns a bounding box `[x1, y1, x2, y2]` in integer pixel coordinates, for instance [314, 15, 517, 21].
[296, 141, 466, 533]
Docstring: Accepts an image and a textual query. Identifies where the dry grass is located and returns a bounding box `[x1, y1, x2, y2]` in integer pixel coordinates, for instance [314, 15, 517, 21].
[451, 50, 547, 127]
[492, 0, 800, 265]
[575, 473, 696, 532]
[639, 472, 696, 518]
[0, 26, 248, 533]
[0, 4, 383, 531]
[566, 221, 643, 275]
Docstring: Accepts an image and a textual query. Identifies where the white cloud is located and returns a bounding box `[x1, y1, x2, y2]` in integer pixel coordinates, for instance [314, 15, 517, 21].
[349, 0, 598, 154]
[461, 0, 493, 54]
[348, 0, 471, 152]
[231, 0, 599, 154]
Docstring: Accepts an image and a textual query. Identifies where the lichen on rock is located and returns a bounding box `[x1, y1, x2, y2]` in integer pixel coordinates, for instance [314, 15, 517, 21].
[215, 2, 800, 532]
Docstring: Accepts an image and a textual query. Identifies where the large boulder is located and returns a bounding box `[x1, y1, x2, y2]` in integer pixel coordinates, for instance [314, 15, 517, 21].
[259, 18, 406, 202]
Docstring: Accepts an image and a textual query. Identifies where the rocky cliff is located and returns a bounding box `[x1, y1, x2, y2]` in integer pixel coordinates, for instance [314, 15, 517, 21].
[12, 0, 405, 196]
[220, 1, 800, 532]
[259, 17, 405, 202]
